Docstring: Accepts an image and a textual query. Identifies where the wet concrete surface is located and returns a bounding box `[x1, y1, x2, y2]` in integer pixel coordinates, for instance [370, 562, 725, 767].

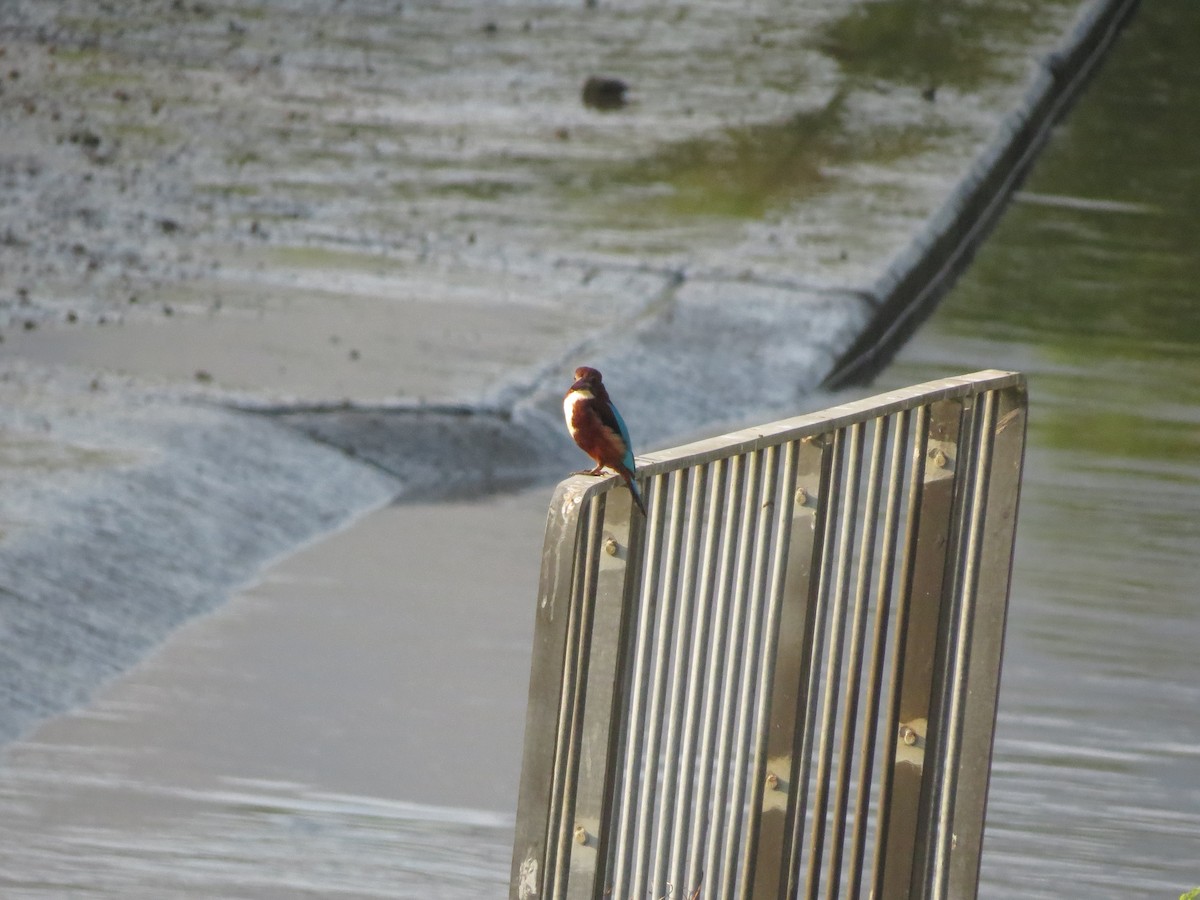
[0, 365, 396, 743]
[0, 0, 1099, 739]
[3, 0, 1083, 403]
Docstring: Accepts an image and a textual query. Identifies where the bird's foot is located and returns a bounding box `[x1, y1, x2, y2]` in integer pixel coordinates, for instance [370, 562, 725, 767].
[572, 466, 607, 476]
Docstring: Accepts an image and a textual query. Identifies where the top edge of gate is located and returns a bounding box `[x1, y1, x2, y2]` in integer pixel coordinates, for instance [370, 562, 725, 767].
[637, 370, 1026, 474]
[555, 371, 1025, 506]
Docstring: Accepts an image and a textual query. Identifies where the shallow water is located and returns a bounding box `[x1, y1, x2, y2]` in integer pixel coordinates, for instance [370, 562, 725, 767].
[882, 0, 1200, 895]
[0, 770, 512, 899]
[0, 492, 548, 899]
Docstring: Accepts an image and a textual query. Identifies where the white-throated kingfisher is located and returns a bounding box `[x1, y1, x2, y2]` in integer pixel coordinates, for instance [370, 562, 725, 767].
[563, 366, 647, 516]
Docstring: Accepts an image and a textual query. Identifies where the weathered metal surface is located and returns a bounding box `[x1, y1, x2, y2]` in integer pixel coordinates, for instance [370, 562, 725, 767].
[512, 370, 1028, 899]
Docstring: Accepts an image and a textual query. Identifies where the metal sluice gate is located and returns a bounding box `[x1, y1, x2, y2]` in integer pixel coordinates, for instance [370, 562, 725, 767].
[512, 371, 1028, 900]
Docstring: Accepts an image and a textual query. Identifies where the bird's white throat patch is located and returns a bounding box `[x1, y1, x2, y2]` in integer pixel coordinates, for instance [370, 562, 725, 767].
[563, 389, 593, 436]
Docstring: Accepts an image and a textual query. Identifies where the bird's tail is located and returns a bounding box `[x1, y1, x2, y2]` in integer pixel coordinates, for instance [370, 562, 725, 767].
[620, 469, 647, 516]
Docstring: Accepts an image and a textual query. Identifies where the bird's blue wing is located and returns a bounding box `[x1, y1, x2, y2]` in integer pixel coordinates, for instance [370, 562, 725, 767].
[609, 402, 637, 473]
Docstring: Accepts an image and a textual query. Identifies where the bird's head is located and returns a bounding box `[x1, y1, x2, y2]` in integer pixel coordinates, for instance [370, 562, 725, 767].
[571, 366, 603, 391]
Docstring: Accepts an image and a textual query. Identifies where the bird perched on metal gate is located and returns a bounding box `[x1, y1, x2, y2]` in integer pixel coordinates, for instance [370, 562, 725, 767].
[563, 366, 647, 516]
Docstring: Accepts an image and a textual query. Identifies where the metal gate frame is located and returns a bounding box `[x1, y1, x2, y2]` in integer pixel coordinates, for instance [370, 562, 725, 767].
[512, 370, 1027, 900]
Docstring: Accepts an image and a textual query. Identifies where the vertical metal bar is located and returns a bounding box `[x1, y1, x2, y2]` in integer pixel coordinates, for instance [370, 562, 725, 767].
[784, 433, 844, 898]
[753, 435, 833, 899]
[912, 396, 981, 898]
[704, 449, 764, 898]
[873, 398, 959, 900]
[565, 486, 645, 898]
[721, 444, 782, 899]
[544, 502, 594, 895]
[804, 421, 866, 900]
[630, 470, 691, 898]
[552, 496, 606, 898]
[610, 475, 670, 897]
[511, 482, 592, 900]
[846, 408, 912, 898]
[687, 454, 747, 896]
[824, 416, 891, 899]
[737, 439, 800, 898]
[929, 391, 998, 900]
[667, 459, 729, 898]
[943, 383, 1027, 899]
[652, 465, 710, 895]
[753, 434, 830, 897]
[870, 405, 931, 900]
[592, 487, 650, 900]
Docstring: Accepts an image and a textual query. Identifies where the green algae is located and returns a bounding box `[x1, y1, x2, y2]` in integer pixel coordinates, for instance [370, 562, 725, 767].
[819, 0, 1075, 91]
[585, 92, 940, 223]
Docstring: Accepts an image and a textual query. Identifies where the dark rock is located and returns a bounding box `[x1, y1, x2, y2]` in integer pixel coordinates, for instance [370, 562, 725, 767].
[68, 128, 102, 150]
[582, 76, 627, 111]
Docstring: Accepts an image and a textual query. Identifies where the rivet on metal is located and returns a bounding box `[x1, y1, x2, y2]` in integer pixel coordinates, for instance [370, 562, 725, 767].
[574, 825, 588, 845]
[604, 537, 619, 556]
[931, 448, 948, 468]
[901, 725, 918, 746]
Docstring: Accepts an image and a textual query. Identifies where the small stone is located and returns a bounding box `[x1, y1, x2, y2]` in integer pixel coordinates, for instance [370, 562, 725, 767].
[582, 76, 627, 111]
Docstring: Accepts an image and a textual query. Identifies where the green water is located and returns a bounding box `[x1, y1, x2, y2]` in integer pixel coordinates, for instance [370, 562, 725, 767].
[883, 1, 1200, 895]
